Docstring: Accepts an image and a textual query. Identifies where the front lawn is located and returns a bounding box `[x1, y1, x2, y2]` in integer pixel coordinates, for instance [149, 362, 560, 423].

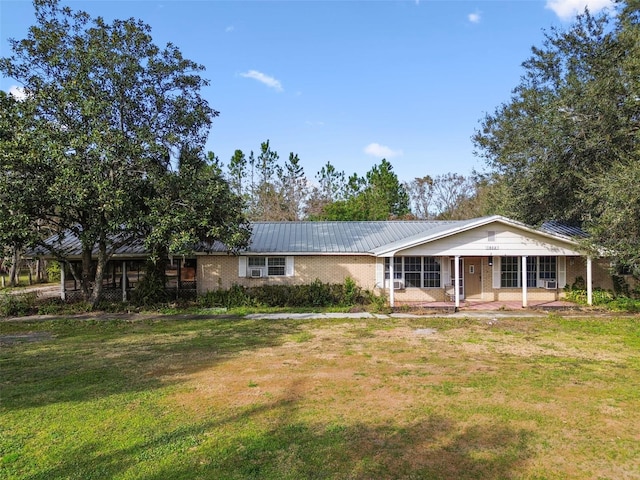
[1, 314, 638, 479]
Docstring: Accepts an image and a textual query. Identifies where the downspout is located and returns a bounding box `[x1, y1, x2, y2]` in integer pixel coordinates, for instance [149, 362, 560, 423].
[522, 255, 528, 308]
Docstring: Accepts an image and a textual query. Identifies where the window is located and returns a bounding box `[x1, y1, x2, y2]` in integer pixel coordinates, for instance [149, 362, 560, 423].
[501, 257, 519, 288]
[268, 257, 285, 276]
[500, 256, 557, 288]
[423, 257, 441, 288]
[248, 257, 265, 268]
[404, 257, 422, 288]
[527, 256, 537, 288]
[385, 257, 441, 288]
[539, 256, 556, 280]
[247, 257, 286, 276]
[384, 258, 403, 280]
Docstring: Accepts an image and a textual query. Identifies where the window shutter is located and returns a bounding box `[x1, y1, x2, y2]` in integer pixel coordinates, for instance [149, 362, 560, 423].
[375, 258, 384, 288]
[492, 257, 501, 289]
[238, 257, 247, 277]
[285, 256, 294, 277]
[558, 256, 566, 288]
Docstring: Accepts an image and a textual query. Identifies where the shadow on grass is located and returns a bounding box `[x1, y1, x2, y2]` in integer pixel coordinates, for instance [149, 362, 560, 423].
[0, 317, 304, 410]
[21, 395, 533, 480]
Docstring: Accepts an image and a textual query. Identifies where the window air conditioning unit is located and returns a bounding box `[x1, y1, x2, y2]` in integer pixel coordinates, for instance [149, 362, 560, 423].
[393, 280, 405, 290]
[249, 268, 263, 278]
[544, 280, 557, 290]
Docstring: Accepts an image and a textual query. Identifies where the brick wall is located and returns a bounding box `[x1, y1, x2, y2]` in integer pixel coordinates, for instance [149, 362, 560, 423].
[197, 254, 376, 293]
[197, 254, 637, 300]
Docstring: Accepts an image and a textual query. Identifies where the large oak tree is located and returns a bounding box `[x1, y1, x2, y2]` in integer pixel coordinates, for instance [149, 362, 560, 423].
[0, 0, 250, 305]
[473, 0, 639, 270]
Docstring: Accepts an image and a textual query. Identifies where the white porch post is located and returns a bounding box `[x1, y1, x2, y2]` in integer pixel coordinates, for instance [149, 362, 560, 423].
[522, 255, 528, 308]
[389, 256, 395, 308]
[587, 257, 593, 306]
[60, 262, 66, 301]
[454, 255, 460, 309]
[121, 261, 127, 303]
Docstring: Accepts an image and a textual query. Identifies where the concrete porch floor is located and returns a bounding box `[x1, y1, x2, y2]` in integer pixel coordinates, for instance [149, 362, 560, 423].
[396, 299, 577, 311]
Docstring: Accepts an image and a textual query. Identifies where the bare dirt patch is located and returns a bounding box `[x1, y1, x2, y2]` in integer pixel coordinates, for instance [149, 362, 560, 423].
[0, 331, 54, 345]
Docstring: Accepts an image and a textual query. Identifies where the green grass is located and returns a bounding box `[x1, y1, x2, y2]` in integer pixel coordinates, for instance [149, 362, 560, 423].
[1, 315, 639, 479]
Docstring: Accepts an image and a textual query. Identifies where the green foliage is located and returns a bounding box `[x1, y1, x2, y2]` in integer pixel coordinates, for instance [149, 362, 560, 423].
[473, 3, 640, 267]
[0, 92, 40, 259]
[319, 159, 410, 220]
[343, 276, 359, 305]
[143, 146, 250, 259]
[0, 292, 37, 316]
[564, 288, 614, 306]
[34, 298, 94, 315]
[46, 260, 61, 282]
[198, 284, 255, 309]
[564, 275, 640, 311]
[130, 261, 170, 306]
[0, 0, 250, 307]
[198, 279, 372, 309]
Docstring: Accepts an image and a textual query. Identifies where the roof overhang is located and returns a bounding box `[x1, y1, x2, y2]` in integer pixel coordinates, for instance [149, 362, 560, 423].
[370, 215, 582, 257]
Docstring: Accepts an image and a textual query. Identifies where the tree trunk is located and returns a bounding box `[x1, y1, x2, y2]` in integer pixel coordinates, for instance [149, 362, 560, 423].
[8, 247, 20, 287]
[37, 259, 44, 282]
[89, 241, 108, 307]
[81, 248, 93, 301]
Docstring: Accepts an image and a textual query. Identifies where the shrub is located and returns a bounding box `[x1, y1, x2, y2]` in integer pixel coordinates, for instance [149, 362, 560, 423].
[198, 279, 380, 309]
[198, 284, 254, 309]
[46, 261, 61, 283]
[343, 276, 361, 305]
[0, 292, 37, 317]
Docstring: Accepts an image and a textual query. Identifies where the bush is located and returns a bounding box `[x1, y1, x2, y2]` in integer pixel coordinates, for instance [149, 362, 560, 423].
[198, 279, 380, 309]
[0, 292, 37, 317]
[46, 261, 61, 283]
[198, 284, 254, 309]
[130, 267, 169, 306]
[607, 297, 640, 313]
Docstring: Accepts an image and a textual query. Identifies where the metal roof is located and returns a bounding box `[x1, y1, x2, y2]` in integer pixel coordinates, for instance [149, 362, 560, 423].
[30, 217, 583, 258]
[540, 221, 588, 238]
[31, 231, 148, 257]
[238, 221, 460, 254]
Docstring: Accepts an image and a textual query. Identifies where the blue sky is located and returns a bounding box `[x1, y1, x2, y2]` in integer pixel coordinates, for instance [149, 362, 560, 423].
[0, 0, 614, 183]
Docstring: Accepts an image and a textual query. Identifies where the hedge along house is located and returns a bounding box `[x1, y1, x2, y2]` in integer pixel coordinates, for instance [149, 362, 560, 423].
[197, 215, 609, 308]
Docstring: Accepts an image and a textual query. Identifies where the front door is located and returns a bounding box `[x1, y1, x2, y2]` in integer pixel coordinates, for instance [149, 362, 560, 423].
[465, 257, 483, 299]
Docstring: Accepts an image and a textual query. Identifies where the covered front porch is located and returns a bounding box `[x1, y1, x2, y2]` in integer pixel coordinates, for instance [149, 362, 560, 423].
[384, 254, 595, 310]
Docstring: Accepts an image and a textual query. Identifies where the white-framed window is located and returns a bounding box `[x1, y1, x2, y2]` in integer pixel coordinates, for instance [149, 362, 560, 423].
[501, 256, 519, 288]
[385, 256, 441, 288]
[267, 257, 285, 276]
[500, 256, 556, 288]
[246, 256, 287, 277]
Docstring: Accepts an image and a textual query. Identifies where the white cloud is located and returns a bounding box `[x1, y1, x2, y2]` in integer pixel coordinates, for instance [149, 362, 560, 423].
[545, 0, 614, 20]
[240, 70, 283, 92]
[8, 85, 27, 101]
[364, 143, 403, 159]
[468, 12, 481, 23]
[225, 25, 234, 33]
